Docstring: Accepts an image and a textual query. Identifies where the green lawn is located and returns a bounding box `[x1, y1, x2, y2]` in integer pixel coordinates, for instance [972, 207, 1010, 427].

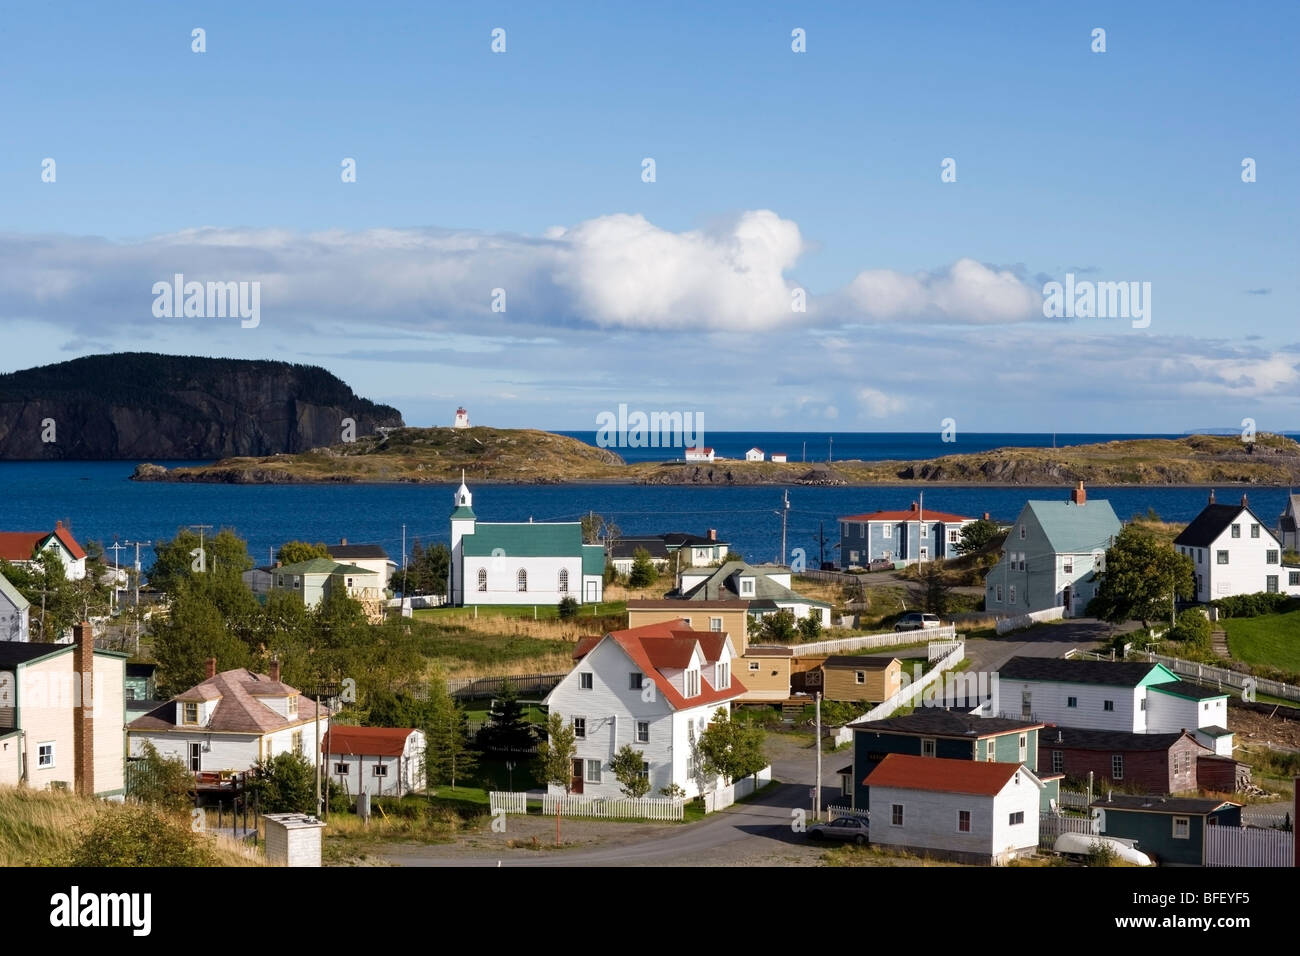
[413, 623, 573, 670]
[1223, 609, 1300, 674]
[415, 601, 626, 622]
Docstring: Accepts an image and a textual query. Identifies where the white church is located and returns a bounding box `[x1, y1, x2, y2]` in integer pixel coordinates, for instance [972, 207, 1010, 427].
[450, 477, 606, 606]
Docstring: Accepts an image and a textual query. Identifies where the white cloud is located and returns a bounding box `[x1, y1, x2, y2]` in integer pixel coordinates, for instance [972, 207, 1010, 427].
[857, 387, 907, 418]
[843, 257, 1041, 324]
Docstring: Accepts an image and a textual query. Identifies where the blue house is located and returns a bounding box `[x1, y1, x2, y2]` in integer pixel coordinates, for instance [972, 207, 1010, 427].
[838, 501, 976, 569]
[843, 710, 1060, 812]
[1092, 794, 1242, 866]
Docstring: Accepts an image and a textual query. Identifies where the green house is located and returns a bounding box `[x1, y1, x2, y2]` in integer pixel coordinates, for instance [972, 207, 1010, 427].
[1093, 794, 1242, 865]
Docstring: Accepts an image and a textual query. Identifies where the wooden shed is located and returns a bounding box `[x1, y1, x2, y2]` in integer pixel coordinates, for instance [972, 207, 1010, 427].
[821, 656, 901, 703]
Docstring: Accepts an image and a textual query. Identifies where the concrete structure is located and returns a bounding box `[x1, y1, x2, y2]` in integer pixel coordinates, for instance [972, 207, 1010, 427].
[994, 657, 1233, 756]
[864, 754, 1043, 865]
[0, 622, 127, 795]
[0, 575, 30, 642]
[544, 620, 745, 799]
[984, 483, 1120, 617]
[820, 656, 901, 703]
[838, 501, 976, 568]
[127, 659, 329, 773]
[450, 478, 604, 606]
[263, 813, 326, 867]
[0, 521, 87, 581]
[324, 726, 425, 798]
[1175, 491, 1300, 601]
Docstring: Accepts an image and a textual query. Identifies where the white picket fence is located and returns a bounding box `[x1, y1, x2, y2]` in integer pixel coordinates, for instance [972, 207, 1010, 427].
[1138, 651, 1300, 705]
[827, 804, 870, 821]
[832, 641, 968, 746]
[541, 793, 685, 821]
[733, 765, 772, 801]
[1206, 826, 1294, 867]
[488, 791, 528, 815]
[995, 606, 1064, 635]
[1057, 789, 1092, 811]
[792, 625, 957, 657]
[704, 785, 735, 813]
[927, 639, 962, 661]
[1039, 811, 1099, 849]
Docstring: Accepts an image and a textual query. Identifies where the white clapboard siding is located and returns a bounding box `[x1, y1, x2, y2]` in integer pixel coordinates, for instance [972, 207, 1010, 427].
[1206, 826, 1294, 867]
[489, 791, 528, 815]
[542, 793, 685, 821]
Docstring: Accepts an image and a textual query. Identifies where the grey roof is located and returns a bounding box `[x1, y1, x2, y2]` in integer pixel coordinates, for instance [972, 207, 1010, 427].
[850, 710, 1042, 738]
[999, 657, 1161, 688]
[1024, 498, 1121, 554]
[328, 544, 390, 561]
[1173, 503, 1270, 548]
[1039, 727, 1205, 752]
[0, 642, 65, 667]
[1091, 795, 1238, 815]
[679, 560, 830, 607]
[1148, 680, 1228, 701]
[0, 574, 29, 613]
[1196, 725, 1232, 737]
[609, 537, 672, 560]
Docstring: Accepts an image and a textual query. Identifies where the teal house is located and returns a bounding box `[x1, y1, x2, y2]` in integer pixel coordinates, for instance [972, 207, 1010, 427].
[845, 710, 1061, 812]
[984, 482, 1120, 618]
[450, 478, 605, 606]
[1093, 794, 1242, 865]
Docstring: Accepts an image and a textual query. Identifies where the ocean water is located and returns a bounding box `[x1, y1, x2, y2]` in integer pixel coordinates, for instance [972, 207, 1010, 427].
[1, 458, 1293, 570]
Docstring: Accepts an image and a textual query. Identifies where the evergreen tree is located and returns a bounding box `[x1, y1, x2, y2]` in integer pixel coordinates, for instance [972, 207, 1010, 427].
[628, 548, 657, 588]
[481, 680, 535, 755]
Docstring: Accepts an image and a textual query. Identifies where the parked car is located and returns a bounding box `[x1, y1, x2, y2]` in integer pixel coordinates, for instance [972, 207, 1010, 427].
[807, 816, 869, 845]
[894, 612, 941, 632]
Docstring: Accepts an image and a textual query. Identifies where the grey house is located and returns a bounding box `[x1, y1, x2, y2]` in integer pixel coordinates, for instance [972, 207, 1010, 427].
[0, 575, 30, 642]
[837, 501, 976, 568]
[1278, 493, 1300, 552]
[984, 482, 1120, 617]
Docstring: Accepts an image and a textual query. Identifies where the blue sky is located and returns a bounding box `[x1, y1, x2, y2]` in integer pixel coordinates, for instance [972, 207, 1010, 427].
[2, 0, 1297, 434]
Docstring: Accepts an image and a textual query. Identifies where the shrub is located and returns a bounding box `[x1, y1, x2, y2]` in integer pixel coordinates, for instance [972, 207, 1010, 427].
[67, 805, 216, 867]
[1085, 840, 1119, 867]
[130, 742, 195, 812]
[1211, 592, 1296, 618]
[557, 596, 579, 620]
[1167, 608, 1212, 649]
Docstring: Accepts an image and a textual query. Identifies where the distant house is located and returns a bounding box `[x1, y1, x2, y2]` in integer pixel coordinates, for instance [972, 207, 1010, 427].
[846, 710, 1055, 813]
[626, 599, 751, 650]
[0, 521, 88, 581]
[545, 620, 745, 799]
[453, 407, 470, 429]
[0, 622, 127, 796]
[0, 575, 30, 642]
[327, 540, 397, 591]
[770, 453, 788, 464]
[1279, 493, 1300, 552]
[685, 447, 715, 462]
[125, 662, 158, 704]
[675, 560, 831, 626]
[609, 530, 729, 575]
[1092, 794, 1242, 866]
[242, 565, 275, 595]
[984, 483, 1120, 617]
[1175, 491, 1300, 601]
[820, 656, 901, 704]
[992, 657, 1233, 756]
[128, 658, 329, 773]
[745, 447, 764, 462]
[1037, 727, 1211, 794]
[450, 479, 605, 606]
[324, 726, 426, 798]
[863, 754, 1044, 865]
[269, 558, 384, 621]
[837, 502, 975, 568]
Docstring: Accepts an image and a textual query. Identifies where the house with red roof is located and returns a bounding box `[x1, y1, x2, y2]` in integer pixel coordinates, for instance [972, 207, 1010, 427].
[323, 725, 425, 798]
[127, 658, 329, 776]
[684, 446, 715, 462]
[0, 521, 88, 581]
[837, 501, 976, 568]
[744, 447, 764, 462]
[544, 619, 745, 798]
[863, 753, 1043, 865]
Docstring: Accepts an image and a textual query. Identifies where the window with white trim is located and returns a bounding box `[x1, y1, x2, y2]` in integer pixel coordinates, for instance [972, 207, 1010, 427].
[334, 762, 350, 775]
[1018, 733, 1027, 762]
[1172, 816, 1190, 839]
[1251, 524, 1261, 539]
[558, 568, 569, 593]
[1231, 524, 1241, 538]
[1009, 585, 1016, 605]
[717, 661, 729, 688]
[373, 764, 389, 777]
[748, 661, 760, 671]
[1266, 550, 1279, 565]
[636, 721, 649, 743]
[921, 737, 936, 757]
[183, 702, 199, 725]
[1217, 550, 1229, 565]
[685, 669, 700, 697]
[516, 569, 527, 592]
[580, 672, 593, 690]
[585, 759, 601, 784]
[573, 717, 586, 739]
[855, 671, 865, 685]
[709, 617, 723, 631]
[38, 742, 55, 768]
[883, 524, 891, 539]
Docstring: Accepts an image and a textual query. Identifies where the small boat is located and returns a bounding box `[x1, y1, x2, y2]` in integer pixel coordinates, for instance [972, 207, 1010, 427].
[1054, 831, 1153, 866]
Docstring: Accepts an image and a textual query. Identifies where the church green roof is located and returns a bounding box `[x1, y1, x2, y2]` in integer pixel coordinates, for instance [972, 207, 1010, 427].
[461, 523, 584, 558]
[582, 544, 605, 576]
[451, 505, 477, 520]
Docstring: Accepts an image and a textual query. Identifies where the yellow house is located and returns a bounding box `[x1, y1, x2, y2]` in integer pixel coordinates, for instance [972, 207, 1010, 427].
[737, 645, 793, 700]
[625, 599, 751, 653]
[821, 656, 902, 704]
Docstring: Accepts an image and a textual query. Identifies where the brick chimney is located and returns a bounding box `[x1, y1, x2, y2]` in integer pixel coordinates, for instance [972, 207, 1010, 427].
[909, 502, 918, 512]
[708, 529, 717, 541]
[1070, 481, 1086, 506]
[1208, 489, 1216, 505]
[269, 657, 281, 683]
[340, 537, 347, 546]
[56, 519, 64, 529]
[982, 512, 990, 521]
[1241, 493, 1249, 507]
[73, 621, 94, 797]
[205, 657, 217, 679]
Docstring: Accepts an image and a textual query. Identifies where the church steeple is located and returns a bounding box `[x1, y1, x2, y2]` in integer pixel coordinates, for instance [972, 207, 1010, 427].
[454, 470, 472, 509]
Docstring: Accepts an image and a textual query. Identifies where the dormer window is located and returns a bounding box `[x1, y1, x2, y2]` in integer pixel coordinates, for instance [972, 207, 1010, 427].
[685, 669, 700, 697]
[716, 661, 729, 689]
[740, 578, 755, 596]
[182, 702, 199, 725]
[288, 695, 298, 716]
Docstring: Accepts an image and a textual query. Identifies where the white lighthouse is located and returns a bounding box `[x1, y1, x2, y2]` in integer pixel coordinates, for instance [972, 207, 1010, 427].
[453, 407, 470, 429]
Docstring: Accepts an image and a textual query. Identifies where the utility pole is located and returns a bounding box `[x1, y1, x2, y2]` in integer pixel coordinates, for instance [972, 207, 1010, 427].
[401, 523, 407, 598]
[123, 540, 152, 654]
[814, 520, 831, 570]
[918, 491, 925, 566]
[776, 490, 790, 564]
[108, 540, 128, 613]
[802, 441, 806, 463]
[814, 691, 822, 822]
[827, 436, 833, 464]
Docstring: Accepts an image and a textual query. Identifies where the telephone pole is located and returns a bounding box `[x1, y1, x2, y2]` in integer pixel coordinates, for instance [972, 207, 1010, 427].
[814, 520, 831, 570]
[776, 490, 790, 564]
[188, 524, 212, 572]
[123, 540, 152, 653]
[108, 540, 128, 613]
[814, 691, 823, 822]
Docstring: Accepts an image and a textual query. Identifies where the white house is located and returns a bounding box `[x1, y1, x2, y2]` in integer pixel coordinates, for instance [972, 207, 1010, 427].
[685, 447, 715, 462]
[543, 619, 746, 799]
[676, 560, 831, 626]
[1175, 491, 1300, 602]
[326, 540, 397, 591]
[453, 406, 470, 429]
[323, 725, 425, 798]
[0, 522, 88, 581]
[0, 575, 30, 642]
[770, 453, 788, 463]
[863, 754, 1043, 865]
[992, 657, 1233, 756]
[984, 483, 1120, 617]
[745, 447, 765, 462]
[127, 659, 329, 772]
[450, 477, 605, 606]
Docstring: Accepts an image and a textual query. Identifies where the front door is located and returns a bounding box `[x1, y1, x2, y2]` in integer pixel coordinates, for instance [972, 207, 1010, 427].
[1063, 585, 1072, 616]
[585, 580, 598, 602]
[570, 759, 584, 794]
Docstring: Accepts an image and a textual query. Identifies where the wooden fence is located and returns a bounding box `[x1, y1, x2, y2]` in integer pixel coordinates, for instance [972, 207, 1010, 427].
[488, 791, 529, 815]
[1057, 789, 1092, 811]
[1206, 826, 1294, 867]
[541, 793, 685, 821]
[1038, 811, 1099, 849]
[446, 673, 568, 700]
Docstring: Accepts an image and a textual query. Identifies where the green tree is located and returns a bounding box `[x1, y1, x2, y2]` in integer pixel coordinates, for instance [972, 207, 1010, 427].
[911, 562, 953, 615]
[148, 528, 253, 594]
[628, 548, 657, 588]
[535, 711, 578, 844]
[481, 680, 535, 755]
[796, 613, 823, 642]
[152, 587, 252, 696]
[760, 609, 798, 642]
[252, 750, 318, 814]
[609, 744, 651, 798]
[955, 518, 1005, 555]
[276, 540, 331, 564]
[1167, 607, 1212, 651]
[401, 540, 450, 596]
[557, 596, 579, 620]
[131, 742, 195, 813]
[1087, 525, 1194, 627]
[424, 675, 478, 789]
[696, 707, 766, 786]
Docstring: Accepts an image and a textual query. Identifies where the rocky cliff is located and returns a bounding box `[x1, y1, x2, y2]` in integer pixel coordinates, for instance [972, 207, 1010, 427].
[0, 353, 404, 459]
